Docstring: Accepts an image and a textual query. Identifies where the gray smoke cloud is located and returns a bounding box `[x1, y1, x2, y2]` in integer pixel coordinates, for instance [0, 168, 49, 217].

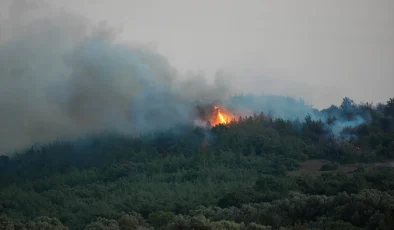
[0, 2, 231, 154]
[0, 1, 372, 154]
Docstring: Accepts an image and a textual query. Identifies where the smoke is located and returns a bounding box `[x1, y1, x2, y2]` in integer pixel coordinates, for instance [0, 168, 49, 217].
[330, 116, 365, 138]
[226, 94, 371, 139]
[0, 2, 231, 154]
[0, 1, 371, 154]
[226, 93, 320, 120]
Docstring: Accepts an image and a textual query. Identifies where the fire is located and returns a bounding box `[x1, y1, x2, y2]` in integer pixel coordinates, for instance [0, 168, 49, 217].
[209, 106, 235, 126]
[195, 104, 236, 150]
[194, 103, 236, 127]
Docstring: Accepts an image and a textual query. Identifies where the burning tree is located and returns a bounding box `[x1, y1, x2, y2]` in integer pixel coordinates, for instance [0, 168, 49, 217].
[194, 104, 236, 127]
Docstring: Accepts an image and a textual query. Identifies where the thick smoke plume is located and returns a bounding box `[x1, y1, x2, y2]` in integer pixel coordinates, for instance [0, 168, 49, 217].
[0, 2, 231, 154]
[0, 2, 369, 154]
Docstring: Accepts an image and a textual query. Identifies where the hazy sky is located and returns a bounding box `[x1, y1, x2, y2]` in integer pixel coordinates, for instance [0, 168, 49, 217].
[1, 0, 394, 108]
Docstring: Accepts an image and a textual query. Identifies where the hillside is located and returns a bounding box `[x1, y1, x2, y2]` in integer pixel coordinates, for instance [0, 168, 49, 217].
[0, 97, 393, 230]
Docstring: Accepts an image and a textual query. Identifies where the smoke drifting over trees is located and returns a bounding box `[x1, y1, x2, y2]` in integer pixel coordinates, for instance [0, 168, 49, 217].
[0, 2, 387, 154]
[0, 2, 235, 153]
[1, 2, 394, 230]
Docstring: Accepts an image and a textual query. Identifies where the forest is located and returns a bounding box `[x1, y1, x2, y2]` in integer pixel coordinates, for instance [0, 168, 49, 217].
[0, 96, 393, 230]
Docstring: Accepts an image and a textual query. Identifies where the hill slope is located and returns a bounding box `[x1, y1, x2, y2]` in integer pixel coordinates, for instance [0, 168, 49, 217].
[0, 98, 393, 229]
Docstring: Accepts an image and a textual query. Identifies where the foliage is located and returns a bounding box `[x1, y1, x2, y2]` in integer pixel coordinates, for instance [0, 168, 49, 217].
[319, 161, 339, 171]
[0, 97, 393, 229]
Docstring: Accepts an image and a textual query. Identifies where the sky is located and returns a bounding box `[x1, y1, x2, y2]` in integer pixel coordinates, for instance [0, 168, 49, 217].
[1, 0, 394, 108]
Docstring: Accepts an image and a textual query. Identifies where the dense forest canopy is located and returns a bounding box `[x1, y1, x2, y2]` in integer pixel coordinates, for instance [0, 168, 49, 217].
[1, 1, 393, 229]
[0, 96, 393, 229]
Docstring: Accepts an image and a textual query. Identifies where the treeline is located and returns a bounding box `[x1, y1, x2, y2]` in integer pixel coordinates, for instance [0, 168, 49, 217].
[2, 179, 394, 230]
[0, 97, 393, 229]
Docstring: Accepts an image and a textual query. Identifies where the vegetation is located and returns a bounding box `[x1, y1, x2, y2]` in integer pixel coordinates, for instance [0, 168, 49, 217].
[319, 161, 339, 171]
[0, 97, 393, 229]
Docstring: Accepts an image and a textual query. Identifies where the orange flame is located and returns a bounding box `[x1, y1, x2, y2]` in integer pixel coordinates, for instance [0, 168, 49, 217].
[209, 106, 235, 126]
